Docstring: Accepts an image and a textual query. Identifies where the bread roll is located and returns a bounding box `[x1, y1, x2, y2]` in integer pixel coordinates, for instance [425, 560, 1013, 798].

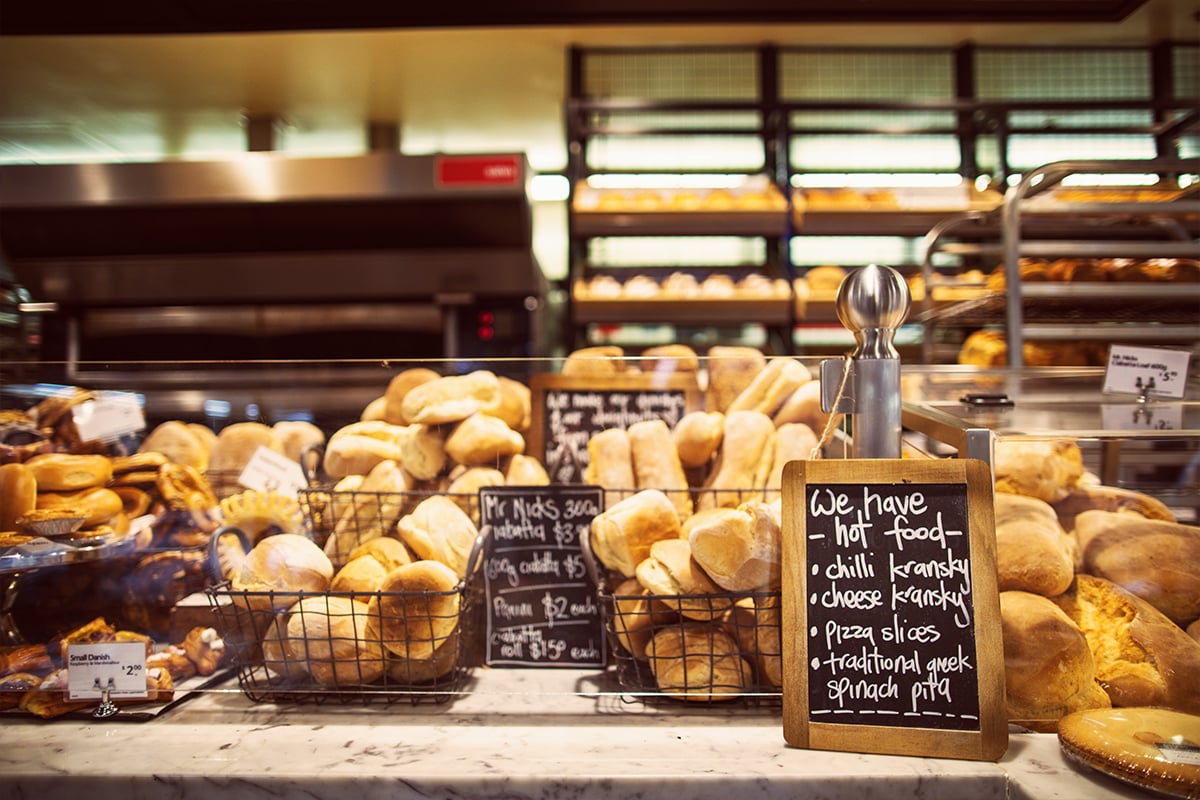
[233, 533, 334, 610]
[805, 265, 847, 292]
[367, 560, 461, 661]
[610, 577, 676, 659]
[727, 357, 811, 417]
[285, 596, 385, 686]
[672, 411, 724, 469]
[397, 424, 446, 481]
[348, 536, 413, 573]
[273, 420, 325, 464]
[993, 439, 1084, 503]
[23, 453, 112, 492]
[382, 367, 441, 425]
[505, 454, 550, 486]
[210, 422, 283, 476]
[0, 462, 36, 531]
[1056, 575, 1200, 714]
[584, 428, 635, 508]
[628, 419, 692, 522]
[994, 493, 1076, 597]
[1000, 590, 1111, 724]
[640, 344, 699, 375]
[561, 345, 626, 376]
[767, 422, 819, 490]
[686, 500, 781, 592]
[635, 538, 732, 620]
[697, 410, 776, 511]
[385, 629, 460, 684]
[139, 421, 209, 472]
[494, 376, 532, 432]
[261, 614, 308, 680]
[324, 459, 412, 563]
[771, 380, 828, 433]
[401, 370, 502, 425]
[323, 421, 407, 480]
[1052, 484, 1176, 533]
[331, 555, 389, 593]
[645, 622, 751, 701]
[752, 595, 783, 688]
[444, 414, 525, 466]
[445, 466, 505, 521]
[589, 489, 681, 578]
[360, 396, 388, 421]
[396, 495, 480, 579]
[1073, 510, 1200, 627]
[704, 346, 765, 413]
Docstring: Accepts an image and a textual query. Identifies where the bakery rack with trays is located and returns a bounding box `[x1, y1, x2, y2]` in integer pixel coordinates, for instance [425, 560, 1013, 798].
[206, 524, 488, 707]
[582, 487, 784, 709]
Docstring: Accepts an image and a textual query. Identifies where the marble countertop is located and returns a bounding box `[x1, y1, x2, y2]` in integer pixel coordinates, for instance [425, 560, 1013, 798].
[0, 668, 1142, 800]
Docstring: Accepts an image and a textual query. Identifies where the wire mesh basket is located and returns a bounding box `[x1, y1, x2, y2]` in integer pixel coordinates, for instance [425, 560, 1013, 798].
[206, 530, 487, 706]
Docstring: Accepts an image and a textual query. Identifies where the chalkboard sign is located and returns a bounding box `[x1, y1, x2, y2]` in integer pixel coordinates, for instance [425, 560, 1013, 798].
[480, 485, 607, 668]
[529, 374, 701, 484]
[781, 459, 1006, 762]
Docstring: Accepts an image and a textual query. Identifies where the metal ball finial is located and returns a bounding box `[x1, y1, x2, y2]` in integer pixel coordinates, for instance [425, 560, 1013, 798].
[834, 264, 912, 358]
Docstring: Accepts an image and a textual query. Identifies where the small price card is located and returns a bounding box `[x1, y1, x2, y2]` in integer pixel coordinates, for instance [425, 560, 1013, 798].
[1103, 345, 1191, 399]
[237, 445, 308, 497]
[72, 391, 146, 443]
[1101, 403, 1185, 431]
[66, 642, 148, 700]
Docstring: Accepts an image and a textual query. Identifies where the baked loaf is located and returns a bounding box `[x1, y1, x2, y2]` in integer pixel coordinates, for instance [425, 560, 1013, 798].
[139, 421, 210, 472]
[233, 533, 334, 609]
[285, 596, 385, 686]
[348, 536, 413, 573]
[1055, 574, 1200, 715]
[645, 622, 752, 702]
[697, 410, 775, 510]
[210, 422, 283, 476]
[686, 499, 781, 592]
[628, 419, 692, 522]
[396, 494, 480, 579]
[444, 414, 525, 466]
[331, 554, 389, 593]
[999, 590, 1111, 725]
[589, 489, 682, 578]
[635, 538, 732, 621]
[610, 577, 675, 659]
[640, 344, 700, 375]
[323, 459, 411, 563]
[494, 376, 533, 432]
[1052, 483, 1175, 533]
[322, 421, 406, 479]
[772, 380, 828, 433]
[994, 493, 1076, 597]
[401, 370, 502, 425]
[561, 346, 627, 377]
[768, 422, 819, 489]
[367, 560, 461, 661]
[993, 439, 1084, 503]
[273, 420, 325, 464]
[704, 346, 765, 413]
[397, 424, 447, 481]
[671, 411, 724, 469]
[584, 428, 635, 508]
[504, 454, 550, 486]
[382, 367, 441, 425]
[1073, 510, 1200, 628]
[727, 357, 811, 417]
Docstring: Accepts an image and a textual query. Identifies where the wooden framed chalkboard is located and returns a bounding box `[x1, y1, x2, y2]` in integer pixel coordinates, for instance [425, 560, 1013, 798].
[480, 485, 607, 668]
[528, 373, 701, 484]
[780, 458, 1006, 762]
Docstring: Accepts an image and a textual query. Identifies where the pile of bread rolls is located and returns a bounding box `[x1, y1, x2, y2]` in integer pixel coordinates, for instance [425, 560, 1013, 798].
[222, 523, 477, 693]
[311, 368, 545, 566]
[991, 438, 1200, 729]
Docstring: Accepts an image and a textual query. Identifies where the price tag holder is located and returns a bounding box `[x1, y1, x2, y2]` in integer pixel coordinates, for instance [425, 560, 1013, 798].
[72, 391, 146, 443]
[237, 445, 308, 496]
[1101, 402, 1185, 431]
[67, 642, 148, 700]
[1103, 345, 1190, 399]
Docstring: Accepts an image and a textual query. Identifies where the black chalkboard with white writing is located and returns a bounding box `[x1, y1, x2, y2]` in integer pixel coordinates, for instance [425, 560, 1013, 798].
[781, 459, 1007, 762]
[480, 485, 607, 668]
[528, 374, 700, 484]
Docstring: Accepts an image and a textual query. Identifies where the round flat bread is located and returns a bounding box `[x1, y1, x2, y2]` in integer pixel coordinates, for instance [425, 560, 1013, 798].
[1058, 707, 1200, 799]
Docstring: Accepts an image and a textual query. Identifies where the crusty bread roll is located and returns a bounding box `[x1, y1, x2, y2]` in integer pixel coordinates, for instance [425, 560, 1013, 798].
[704, 346, 765, 413]
[1052, 483, 1176, 533]
[1000, 590, 1111, 725]
[994, 493, 1076, 597]
[635, 538, 732, 620]
[273, 420, 326, 464]
[640, 344, 699, 375]
[494, 376, 533, 432]
[697, 410, 776, 511]
[397, 424, 446, 481]
[584, 428, 635, 508]
[1055, 575, 1200, 714]
[504, 454, 550, 486]
[396, 494, 480, 579]
[994, 439, 1084, 503]
[382, 367, 441, 425]
[1073, 510, 1200, 627]
[771, 380, 828, 433]
[367, 560, 461, 661]
[444, 413, 525, 466]
[589, 488, 681, 578]
[672, 411, 724, 469]
[285, 596, 385, 686]
[331, 555, 389, 593]
[686, 500, 781, 592]
[322, 421, 407, 480]
[804, 265, 848, 292]
[401, 370, 502, 425]
[348, 536, 413, 573]
[727, 357, 811, 417]
[324, 459, 412, 563]
[445, 466, 505, 521]
[261, 614, 308, 680]
[23, 453, 112, 492]
[561, 345, 627, 376]
[233, 533, 334, 609]
[610, 577, 676, 659]
[139, 421, 209, 472]
[752, 595, 783, 687]
[628, 419, 692, 522]
[0, 462, 37, 532]
[767, 422, 819, 490]
[645, 622, 751, 701]
[210, 422, 283, 476]
[385, 629, 460, 684]
[360, 396, 388, 421]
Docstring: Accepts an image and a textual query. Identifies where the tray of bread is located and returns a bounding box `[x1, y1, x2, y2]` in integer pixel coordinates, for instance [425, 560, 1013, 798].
[207, 524, 487, 706]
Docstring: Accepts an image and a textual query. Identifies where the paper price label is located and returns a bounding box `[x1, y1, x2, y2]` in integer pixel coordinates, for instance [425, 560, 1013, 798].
[1157, 742, 1200, 766]
[237, 445, 308, 497]
[1103, 345, 1190, 399]
[1101, 403, 1184, 431]
[72, 392, 146, 443]
[67, 642, 148, 700]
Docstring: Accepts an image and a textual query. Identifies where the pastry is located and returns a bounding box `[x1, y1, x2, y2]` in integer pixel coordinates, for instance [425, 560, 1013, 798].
[0, 462, 37, 532]
[182, 626, 227, 676]
[635, 538, 732, 621]
[589, 489, 682, 579]
[396, 495, 480, 579]
[285, 596, 385, 687]
[994, 493, 1076, 597]
[23, 453, 112, 491]
[1058, 707, 1200, 799]
[146, 645, 197, 682]
[219, 490, 304, 541]
[367, 560, 461, 661]
[628, 419, 692, 522]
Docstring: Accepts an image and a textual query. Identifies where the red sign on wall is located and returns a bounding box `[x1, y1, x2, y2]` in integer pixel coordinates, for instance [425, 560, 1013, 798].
[435, 155, 521, 186]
